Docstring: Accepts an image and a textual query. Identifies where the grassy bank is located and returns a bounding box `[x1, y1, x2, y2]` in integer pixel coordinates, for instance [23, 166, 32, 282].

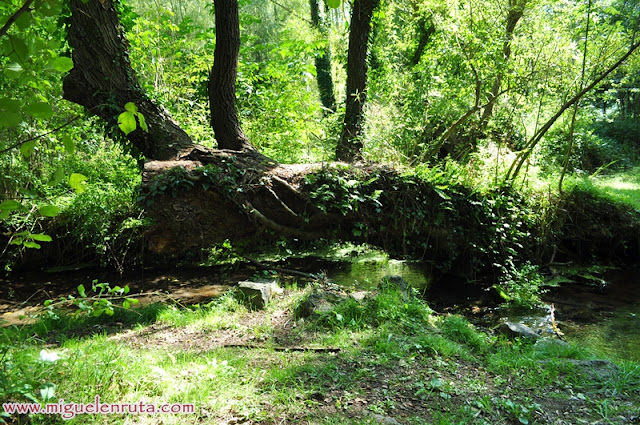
[2, 284, 638, 424]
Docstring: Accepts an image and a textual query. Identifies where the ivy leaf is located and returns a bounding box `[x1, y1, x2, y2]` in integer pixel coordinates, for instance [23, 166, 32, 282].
[24, 102, 54, 119]
[20, 140, 36, 158]
[137, 112, 149, 132]
[117, 111, 137, 135]
[124, 102, 138, 114]
[38, 205, 60, 217]
[50, 57, 74, 73]
[69, 173, 88, 193]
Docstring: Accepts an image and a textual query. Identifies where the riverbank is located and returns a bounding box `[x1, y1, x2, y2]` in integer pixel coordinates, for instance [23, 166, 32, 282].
[2, 282, 638, 424]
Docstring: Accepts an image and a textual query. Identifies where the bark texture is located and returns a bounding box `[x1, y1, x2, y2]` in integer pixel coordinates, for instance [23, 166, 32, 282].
[310, 0, 337, 113]
[478, 0, 526, 129]
[209, 0, 254, 151]
[63, 0, 193, 160]
[336, 0, 380, 162]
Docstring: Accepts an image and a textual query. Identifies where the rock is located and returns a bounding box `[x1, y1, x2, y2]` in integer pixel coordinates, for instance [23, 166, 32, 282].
[534, 338, 570, 349]
[238, 280, 276, 309]
[379, 275, 408, 292]
[295, 289, 344, 319]
[350, 291, 369, 301]
[370, 414, 402, 425]
[498, 321, 540, 340]
[568, 359, 619, 380]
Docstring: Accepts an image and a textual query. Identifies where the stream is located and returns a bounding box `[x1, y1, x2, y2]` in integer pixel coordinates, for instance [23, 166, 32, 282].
[1, 249, 639, 362]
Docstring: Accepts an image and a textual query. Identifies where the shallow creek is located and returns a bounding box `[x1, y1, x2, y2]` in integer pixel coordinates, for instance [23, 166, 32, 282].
[1, 251, 639, 362]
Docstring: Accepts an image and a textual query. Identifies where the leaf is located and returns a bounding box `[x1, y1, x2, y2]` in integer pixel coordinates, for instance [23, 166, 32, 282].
[117, 111, 137, 135]
[24, 102, 54, 119]
[4, 62, 23, 79]
[0, 200, 22, 211]
[68, 173, 88, 193]
[39, 383, 56, 401]
[20, 140, 36, 158]
[0, 98, 21, 113]
[0, 111, 23, 128]
[77, 284, 86, 298]
[51, 57, 74, 73]
[326, 0, 341, 8]
[23, 241, 41, 249]
[124, 102, 138, 114]
[48, 166, 65, 186]
[38, 205, 60, 217]
[137, 112, 148, 132]
[122, 300, 130, 309]
[29, 233, 52, 242]
[61, 135, 75, 154]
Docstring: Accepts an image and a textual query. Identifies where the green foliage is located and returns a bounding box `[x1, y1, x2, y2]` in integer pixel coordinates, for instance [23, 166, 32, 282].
[43, 280, 140, 319]
[117, 102, 148, 135]
[493, 261, 547, 309]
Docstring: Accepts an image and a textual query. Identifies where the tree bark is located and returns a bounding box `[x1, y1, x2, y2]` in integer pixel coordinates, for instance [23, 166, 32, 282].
[209, 0, 254, 151]
[310, 0, 337, 113]
[335, 0, 380, 162]
[63, 0, 193, 160]
[410, 18, 435, 66]
[478, 0, 526, 131]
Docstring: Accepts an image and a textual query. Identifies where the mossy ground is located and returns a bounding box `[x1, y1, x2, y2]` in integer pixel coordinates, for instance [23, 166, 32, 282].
[1, 284, 639, 425]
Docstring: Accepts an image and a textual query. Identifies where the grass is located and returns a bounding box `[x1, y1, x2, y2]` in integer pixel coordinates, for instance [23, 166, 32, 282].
[571, 167, 640, 210]
[1, 285, 639, 424]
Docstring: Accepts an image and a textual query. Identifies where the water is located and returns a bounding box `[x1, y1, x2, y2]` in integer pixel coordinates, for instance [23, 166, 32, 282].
[328, 249, 431, 291]
[327, 255, 640, 362]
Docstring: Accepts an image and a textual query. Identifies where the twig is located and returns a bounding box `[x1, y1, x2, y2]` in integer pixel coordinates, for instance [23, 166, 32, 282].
[0, 115, 82, 155]
[222, 343, 340, 352]
[549, 303, 565, 340]
[0, 0, 34, 39]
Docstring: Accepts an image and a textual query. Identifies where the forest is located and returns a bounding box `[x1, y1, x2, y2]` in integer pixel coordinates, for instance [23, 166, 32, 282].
[0, 0, 639, 424]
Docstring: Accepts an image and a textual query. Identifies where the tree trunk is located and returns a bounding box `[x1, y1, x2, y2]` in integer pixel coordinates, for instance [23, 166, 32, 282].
[310, 0, 337, 113]
[63, 0, 193, 160]
[478, 0, 526, 131]
[410, 18, 435, 66]
[335, 0, 380, 162]
[209, 0, 254, 151]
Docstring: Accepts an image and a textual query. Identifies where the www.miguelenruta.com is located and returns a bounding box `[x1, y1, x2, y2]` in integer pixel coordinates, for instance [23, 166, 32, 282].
[2, 396, 196, 420]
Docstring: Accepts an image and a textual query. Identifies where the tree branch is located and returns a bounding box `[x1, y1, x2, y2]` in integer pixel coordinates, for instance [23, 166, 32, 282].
[506, 38, 640, 182]
[0, 0, 34, 39]
[0, 115, 82, 156]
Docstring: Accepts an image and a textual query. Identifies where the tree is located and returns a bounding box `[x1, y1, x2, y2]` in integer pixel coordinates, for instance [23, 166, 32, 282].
[309, 0, 337, 113]
[63, 0, 192, 160]
[335, 0, 380, 162]
[208, 0, 254, 151]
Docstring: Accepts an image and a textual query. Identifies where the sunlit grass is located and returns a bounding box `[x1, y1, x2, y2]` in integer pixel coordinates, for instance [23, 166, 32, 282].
[588, 166, 640, 209]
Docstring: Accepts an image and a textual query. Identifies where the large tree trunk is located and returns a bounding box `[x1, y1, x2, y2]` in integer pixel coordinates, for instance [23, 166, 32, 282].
[335, 0, 380, 162]
[63, 0, 193, 160]
[209, 0, 254, 151]
[310, 0, 337, 113]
